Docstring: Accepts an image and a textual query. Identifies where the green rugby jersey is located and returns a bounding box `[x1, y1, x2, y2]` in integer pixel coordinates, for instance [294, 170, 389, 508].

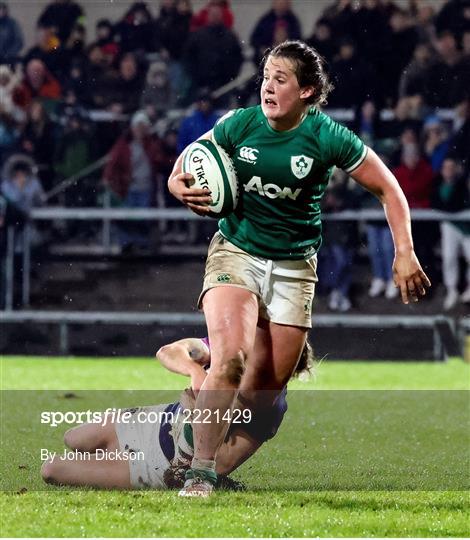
[213, 105, 367, 260]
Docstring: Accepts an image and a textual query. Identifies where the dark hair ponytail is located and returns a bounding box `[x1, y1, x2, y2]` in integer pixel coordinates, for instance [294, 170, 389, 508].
[294, 340, 315, 378]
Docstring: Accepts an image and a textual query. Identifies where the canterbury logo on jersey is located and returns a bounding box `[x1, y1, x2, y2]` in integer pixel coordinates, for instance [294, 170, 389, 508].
[244, 176, 302, 200]
[237, 146, 259, 164]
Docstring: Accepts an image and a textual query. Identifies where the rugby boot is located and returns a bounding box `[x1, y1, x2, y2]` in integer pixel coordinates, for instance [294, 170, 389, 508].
[178, 468, 217, 497]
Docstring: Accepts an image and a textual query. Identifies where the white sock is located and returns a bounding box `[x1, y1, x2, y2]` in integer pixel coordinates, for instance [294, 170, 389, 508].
[191, 457, 216, 473]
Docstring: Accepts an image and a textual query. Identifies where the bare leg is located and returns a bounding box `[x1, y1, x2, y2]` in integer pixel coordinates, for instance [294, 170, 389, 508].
[41, 454, 131, 489]
[240, 319, 307, 409]
[41, 421, 131, 488]
[193, 286, 258, 462]
[63, 419, 117, 452]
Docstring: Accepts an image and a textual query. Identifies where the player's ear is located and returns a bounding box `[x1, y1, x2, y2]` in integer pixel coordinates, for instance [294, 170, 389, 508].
[300, 86, 314, 101]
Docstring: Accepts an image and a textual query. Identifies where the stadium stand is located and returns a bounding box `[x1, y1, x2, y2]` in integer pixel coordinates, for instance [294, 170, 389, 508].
[0, 0, 469, 357]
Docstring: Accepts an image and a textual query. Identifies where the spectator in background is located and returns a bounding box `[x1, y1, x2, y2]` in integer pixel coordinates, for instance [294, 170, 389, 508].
[115, 2, 154, 54]
[157, 126, 188, 240]
[177, 91, 219, 153]
[449, 100, 470, 174]
[388, 125, 420, 168]
[0, 65, 24, 163]
[306, 18, 336, 65]
[90, 19, 120, 65]
[85, 44, 115, 109]
[434, 0, 470, 41]
[351, 0, 389, 57]
[319, 170, 362, 312]
[182, 3, 242, 103]
[109, 52, 145, 114]
[0, 1, 23, 64]
[21, 100, 56, 192]
[380, 0, 400, 21]
[37, 0, 84, 45]
[155, 0, 191, 60]
[159, 127, 179, 206]
[422, 116, 450, 173]
[57, 23, 87, 77]
[321, 0, 355, 38]
[413, 3, 435, 44]
[393, 142, 436, 283]
[0, 110, 19, 163]
[23, 24, 62, 77]
[394, 143, 434, 209]
[432, 158, 470, 309]
[1, 158, 44, 215]
[386, 95, 425, 142]
[62, 58, 90, 105]
[103, 111, 164, 251]
[354, 100, 380, 148]
[13, 59, 62, 111]
[328, 39, 374, 107]
[1, 155, 45, 257]
[381, 9, 418, 105]
[0, 65, 24, 122]
[154, 0, 192, 104]
[0, 191, 27, 294]
[54, 110, 94, 206]
[191, 0, 234, 32]
[28, 21, 88, 84]
[398, 42, 435, 101]
[140, 61, 174, 116]
[58, 85, 88, 119]
[424, 30, 470, 108]
[365, 214, 397, 300]
[354, 112, 397, 301]
[250, 0, 301, 65]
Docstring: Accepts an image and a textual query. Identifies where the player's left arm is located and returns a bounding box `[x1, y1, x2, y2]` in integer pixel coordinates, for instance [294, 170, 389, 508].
[349, 147, 431, 304]
[216, 428, 262, 476]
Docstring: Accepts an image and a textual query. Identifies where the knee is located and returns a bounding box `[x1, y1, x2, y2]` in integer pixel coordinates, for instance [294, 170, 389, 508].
[215, 350, 246, 386]
[41, 457, 60, 484]
[63, 427, 79, 449]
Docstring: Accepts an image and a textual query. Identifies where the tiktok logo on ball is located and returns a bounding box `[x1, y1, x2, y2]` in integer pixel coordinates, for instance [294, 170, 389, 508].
[191, 155, 210, 190]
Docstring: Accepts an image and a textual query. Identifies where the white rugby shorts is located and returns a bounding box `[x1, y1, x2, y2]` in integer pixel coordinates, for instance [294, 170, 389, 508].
[114, 404, 171, 489]
[199, 232, 318, 328]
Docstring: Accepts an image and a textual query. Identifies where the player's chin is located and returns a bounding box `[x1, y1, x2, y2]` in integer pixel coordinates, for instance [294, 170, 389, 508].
[261, 104, 279, 119]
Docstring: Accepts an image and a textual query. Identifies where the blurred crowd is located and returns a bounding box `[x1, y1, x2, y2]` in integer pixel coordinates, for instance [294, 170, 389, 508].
[0, 0, 469, 311]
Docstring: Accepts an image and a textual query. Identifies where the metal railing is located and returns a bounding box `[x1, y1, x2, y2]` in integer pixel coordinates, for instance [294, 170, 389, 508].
[2, 207, 469, 311]
[0, 309, 457, 358]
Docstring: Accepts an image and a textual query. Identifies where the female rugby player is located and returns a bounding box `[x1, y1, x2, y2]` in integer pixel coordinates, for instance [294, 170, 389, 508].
[168, 40, 431, 496]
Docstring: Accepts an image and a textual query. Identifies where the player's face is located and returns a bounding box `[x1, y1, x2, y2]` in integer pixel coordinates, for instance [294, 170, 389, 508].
[261, 55, 313, 130]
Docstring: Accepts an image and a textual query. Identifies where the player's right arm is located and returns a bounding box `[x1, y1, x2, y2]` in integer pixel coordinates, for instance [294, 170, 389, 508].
[167, 131, 214, 216]
[156, 338, 209, 391]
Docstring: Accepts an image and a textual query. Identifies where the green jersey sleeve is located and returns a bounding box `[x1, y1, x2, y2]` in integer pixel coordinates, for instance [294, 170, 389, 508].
[213, 108, 250, 155]
[323, 117, 368, 173]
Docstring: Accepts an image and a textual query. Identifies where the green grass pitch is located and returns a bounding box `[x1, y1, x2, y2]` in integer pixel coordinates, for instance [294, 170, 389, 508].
[1, 356, 469, 538]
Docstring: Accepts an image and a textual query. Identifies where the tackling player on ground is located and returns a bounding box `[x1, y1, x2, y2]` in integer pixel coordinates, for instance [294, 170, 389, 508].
[41, 336, 313, 489]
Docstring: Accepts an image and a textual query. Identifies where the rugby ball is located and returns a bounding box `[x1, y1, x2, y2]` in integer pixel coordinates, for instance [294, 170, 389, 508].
[182, 139, 238, 218]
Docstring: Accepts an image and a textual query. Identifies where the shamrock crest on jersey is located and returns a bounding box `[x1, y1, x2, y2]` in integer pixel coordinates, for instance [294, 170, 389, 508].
[291, 155, 314, 179]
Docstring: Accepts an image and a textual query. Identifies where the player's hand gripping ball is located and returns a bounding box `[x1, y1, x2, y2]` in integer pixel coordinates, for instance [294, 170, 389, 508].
[182, 139, 239, 218]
